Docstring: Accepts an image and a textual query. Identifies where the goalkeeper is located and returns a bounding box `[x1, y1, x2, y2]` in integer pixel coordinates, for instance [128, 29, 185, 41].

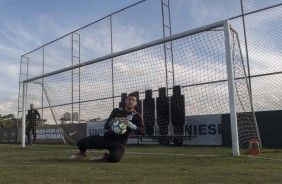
[70, 93, 145, 162]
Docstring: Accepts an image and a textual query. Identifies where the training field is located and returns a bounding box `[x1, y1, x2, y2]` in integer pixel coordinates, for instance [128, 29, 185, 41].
[0, 144, 281, 184]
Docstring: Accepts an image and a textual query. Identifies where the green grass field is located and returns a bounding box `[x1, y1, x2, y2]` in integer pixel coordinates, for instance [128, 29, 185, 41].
[0, 144, 281, 184]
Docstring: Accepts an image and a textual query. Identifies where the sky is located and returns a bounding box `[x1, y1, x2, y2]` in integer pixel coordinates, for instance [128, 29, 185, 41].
[0, 0, 281, 118]
[0, 0, 141, 116]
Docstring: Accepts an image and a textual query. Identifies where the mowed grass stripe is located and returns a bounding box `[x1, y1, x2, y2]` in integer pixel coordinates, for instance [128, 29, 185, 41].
[0, 144, 281, 184]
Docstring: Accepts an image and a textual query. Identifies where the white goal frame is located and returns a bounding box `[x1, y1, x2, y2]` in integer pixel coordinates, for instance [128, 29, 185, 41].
[21, 20, 242, 155]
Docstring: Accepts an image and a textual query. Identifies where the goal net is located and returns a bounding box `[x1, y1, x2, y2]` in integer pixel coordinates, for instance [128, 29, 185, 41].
[21, 20, 260, 155]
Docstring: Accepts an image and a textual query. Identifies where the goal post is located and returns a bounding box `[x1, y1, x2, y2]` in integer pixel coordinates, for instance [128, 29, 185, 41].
[21, 82, 27, 148]
[224, 21, 239, 156]
[20, 20, 260, 156]
[21, 81, 68, 147]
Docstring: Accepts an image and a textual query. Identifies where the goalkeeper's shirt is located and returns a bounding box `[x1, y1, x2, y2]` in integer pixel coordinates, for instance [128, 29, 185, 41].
[26, 109, 41, 123]
[104, 108, 145, 144]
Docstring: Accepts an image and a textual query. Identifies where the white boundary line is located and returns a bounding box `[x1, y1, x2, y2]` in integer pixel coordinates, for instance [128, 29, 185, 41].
[241, 155, 282, 161]
[22, 147, 282, 161]
[23, 147, 228, 157]
[125, 151, 227, 157]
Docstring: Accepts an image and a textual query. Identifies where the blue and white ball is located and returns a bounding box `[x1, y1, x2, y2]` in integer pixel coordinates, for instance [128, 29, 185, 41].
[111, 119, 127, 135]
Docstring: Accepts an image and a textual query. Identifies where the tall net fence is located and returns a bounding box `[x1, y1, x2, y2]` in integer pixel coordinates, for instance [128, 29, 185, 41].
[18, 0, 282, 149]
[22, 22, 259, 149]
[19, 0, 282, 113]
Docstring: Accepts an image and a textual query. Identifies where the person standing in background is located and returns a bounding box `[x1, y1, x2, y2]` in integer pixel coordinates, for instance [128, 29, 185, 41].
[25, 103, 41, 145]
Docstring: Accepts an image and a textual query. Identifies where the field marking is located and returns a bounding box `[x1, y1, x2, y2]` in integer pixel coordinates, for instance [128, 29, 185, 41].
[22, 147, 227, 157]
[22, 147, 282, 160]
[241, 155, 282, 161]
[126, 151, 227, 157]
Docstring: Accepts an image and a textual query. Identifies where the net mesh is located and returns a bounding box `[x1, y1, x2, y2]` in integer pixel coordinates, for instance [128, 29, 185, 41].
[24, 25, 259, 148]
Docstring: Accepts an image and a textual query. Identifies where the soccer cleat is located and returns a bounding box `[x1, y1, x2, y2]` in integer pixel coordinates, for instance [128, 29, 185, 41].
[90, 153, 108, 161]
[69, 152, 86, 160]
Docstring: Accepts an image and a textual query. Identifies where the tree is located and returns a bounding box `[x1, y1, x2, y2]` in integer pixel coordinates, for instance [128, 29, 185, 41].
[2, 114, 15, 120]
[0, 114, 17, 128]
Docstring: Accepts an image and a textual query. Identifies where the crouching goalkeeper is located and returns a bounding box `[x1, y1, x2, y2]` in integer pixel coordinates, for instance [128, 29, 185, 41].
[70, 93, 145, 162]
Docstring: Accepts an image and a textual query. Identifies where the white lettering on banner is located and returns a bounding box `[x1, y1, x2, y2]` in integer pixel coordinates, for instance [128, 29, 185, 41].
[46, 129, 55, 133]
[184, 115, 222, 145]
[36, 129, 45, 133]
[87, 120, 106, 136]
[88, 129, 105, 136]
[36, 128, 64, 140]
[37, 133, 63, 139]
[185, 124, 222, 136]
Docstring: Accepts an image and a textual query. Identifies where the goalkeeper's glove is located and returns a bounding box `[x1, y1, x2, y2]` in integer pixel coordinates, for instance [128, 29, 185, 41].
[112, 117, 137, 130]
[118, 117, 127, 124]
[123, 119, 137, 130]
[108, 117, 128, 126]
[109, 117, 119, 127]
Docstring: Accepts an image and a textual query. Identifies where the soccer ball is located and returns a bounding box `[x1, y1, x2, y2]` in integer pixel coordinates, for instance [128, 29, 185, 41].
[111, 119, 127, 135]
